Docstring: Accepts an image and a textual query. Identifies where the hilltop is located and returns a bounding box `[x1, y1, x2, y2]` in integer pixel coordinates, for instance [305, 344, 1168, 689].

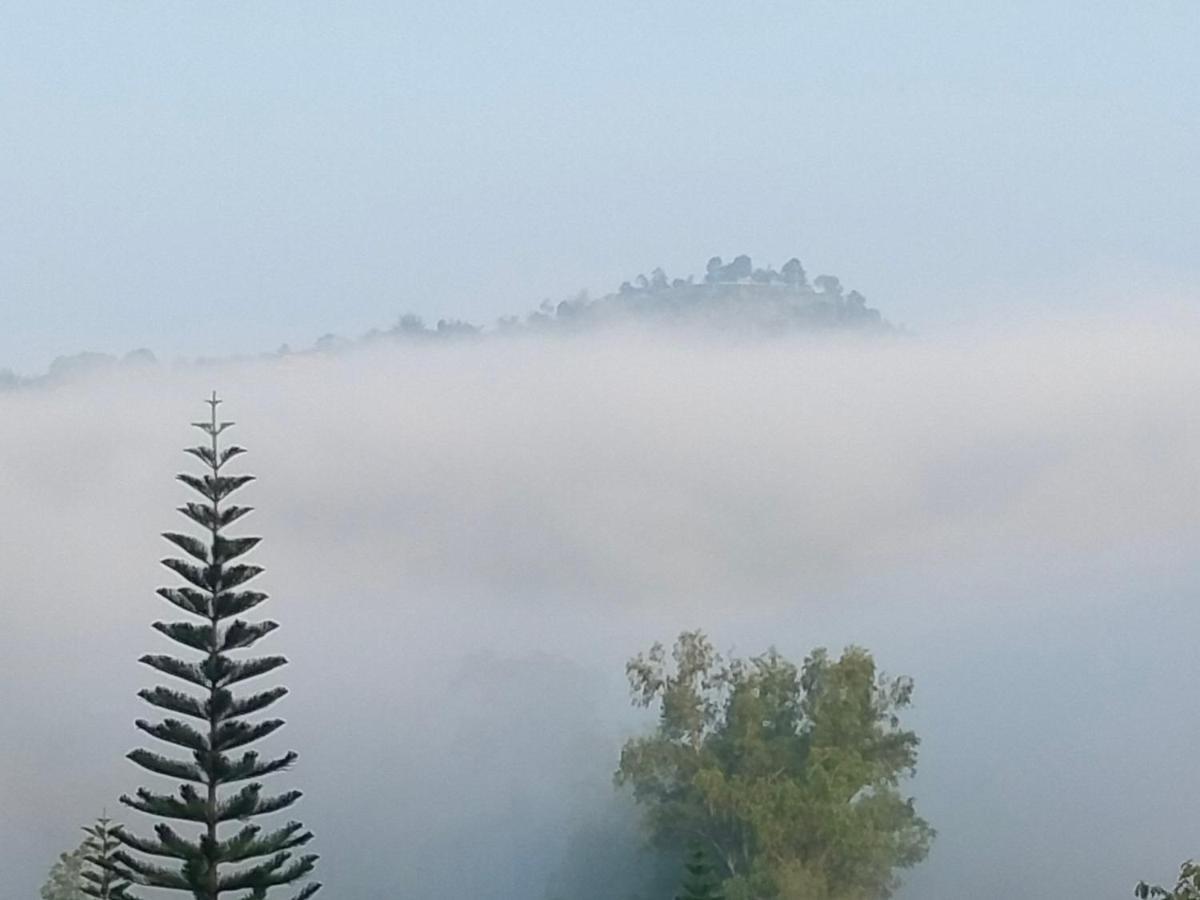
[1, 254, 887, 388]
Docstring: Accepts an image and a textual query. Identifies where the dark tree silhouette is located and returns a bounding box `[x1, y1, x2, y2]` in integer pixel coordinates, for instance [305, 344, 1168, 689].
[107, 394, 319, 900]
[780, 257, 807, 287]
[725, 254, 752, 281]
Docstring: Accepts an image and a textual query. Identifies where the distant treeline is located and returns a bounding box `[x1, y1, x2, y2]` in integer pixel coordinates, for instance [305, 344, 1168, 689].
[517, 254, 884, 333]
[1, 254, 887, 388]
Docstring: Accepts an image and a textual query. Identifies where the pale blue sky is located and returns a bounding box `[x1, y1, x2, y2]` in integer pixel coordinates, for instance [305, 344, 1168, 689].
[1, 1, 1197, 373]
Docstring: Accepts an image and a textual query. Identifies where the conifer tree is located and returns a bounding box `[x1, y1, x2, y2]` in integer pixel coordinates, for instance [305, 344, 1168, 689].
[108, 394, 319, 900]
[81, 814, 131, 899]
[676, 844, 724, 900]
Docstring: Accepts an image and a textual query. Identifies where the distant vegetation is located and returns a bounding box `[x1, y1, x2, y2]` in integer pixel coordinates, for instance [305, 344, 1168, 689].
[498, 254, 884, 337]
[2, 254, 886, 388]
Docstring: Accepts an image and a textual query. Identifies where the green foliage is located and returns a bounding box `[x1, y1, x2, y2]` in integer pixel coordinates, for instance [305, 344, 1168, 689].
[1137, 860, 1200, 899]
[107, 395, 319, 900]
[41, 844, 87, 900]
[677, 844, 725, 900]
[616, 631, 933, 900]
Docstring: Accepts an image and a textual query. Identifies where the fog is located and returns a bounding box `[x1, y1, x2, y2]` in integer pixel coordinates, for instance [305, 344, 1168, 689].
[3, 322, 1200, 899]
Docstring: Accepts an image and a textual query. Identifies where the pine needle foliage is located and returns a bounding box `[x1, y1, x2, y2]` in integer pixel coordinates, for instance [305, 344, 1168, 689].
[676, 844, 724, 900]
[81, 815, 132, 899]
[109, 394, 320, 900]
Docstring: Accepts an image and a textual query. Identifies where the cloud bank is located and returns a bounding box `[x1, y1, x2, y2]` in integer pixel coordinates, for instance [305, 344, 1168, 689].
[2, 320, 1200, 899]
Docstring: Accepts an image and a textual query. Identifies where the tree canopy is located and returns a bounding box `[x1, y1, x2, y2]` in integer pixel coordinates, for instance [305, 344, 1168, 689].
[616, 631, 932, 900]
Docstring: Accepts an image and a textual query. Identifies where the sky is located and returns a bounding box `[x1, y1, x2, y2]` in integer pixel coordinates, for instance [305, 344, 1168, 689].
[2, 2, 1198, 374]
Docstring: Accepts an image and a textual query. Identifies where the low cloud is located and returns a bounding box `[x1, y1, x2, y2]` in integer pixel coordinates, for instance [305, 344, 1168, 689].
[3, 321, 1200, 898]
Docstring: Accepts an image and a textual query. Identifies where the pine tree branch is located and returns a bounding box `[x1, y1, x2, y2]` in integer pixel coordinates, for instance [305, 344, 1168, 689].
[160, 558, 216, 591]
[213, 749, 299, 783]
[216, 822, 313, 863]
[135, 717, 209, 752]
[156, 586, 211, 618]
[227, 687, 288, 719]
[177, 473, 256, 502]
[162, 532, 210, 563]
[217, 564, 265, 591]
[215, 852, 288, 891]
[108, 850, 192, 889]
[218, 655, 289, 687]
[177, 472, 216, 499]
[184, 444, 246, 470]
[177, 502, 253, 531]
[81, 877, 133, 900]
[220, 620, 279, 651]
[120, 785, 209, 823]
[251, 790, 305, 817]
[213, 718, 285, 752]
[190, 418, 234, 436]
[218, 853, 318, 891]
[214, 783, 303, 822]
[184, 445, 218, 468]
[138, 686, 207, 720]
[110, 825, 196, 860]
[213, 536, 261, 564]
[143, 685, 285, 725]
[126, 748, 206, 783]
[139, 654, 207, 688]
[286, 882, 322, 900]
[155, 823, 204, 859]
[213, 590, 269, 620]
[151, 620, 215, 653]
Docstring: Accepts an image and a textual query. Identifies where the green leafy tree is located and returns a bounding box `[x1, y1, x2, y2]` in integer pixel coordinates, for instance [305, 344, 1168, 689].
[616, 631, 932, 900]
[107, 394, 320, 900]
[81, 815, 131, 899]
[1138, 861, 1200, 899]
[677, 843, 725, 900]
[41, 843, 87, 900]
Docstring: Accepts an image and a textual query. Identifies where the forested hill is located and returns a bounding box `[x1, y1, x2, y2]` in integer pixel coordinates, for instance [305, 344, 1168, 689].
[1, 254, 887, 387]
[502, 254, 885, 334]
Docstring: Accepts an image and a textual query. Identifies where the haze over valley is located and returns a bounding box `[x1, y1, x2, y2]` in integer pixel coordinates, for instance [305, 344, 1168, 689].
[3, 4, 1199, 899]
